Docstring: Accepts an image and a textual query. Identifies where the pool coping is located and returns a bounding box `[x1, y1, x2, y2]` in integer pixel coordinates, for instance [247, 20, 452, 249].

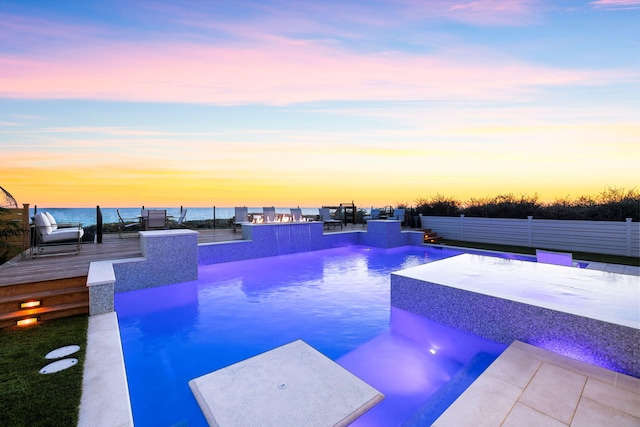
[78, 311, 133, 427]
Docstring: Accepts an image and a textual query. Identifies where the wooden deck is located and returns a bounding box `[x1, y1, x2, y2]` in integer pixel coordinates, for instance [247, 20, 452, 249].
[0, 229, 243, 287]
[0, 225, 364, 287]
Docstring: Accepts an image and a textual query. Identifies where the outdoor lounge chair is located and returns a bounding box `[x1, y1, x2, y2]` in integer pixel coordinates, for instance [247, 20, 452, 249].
[387, 208, 405, 223]
[536, 249, 574, 267]
[232, 207, 249, 233]
[363, 208, 380, 226]
[263, 207, 276, 223]
[31, 212, 84, 258]
[117, 209, 140, 238]
[290, 208, 304, 222]
[146, 209, 167, 230]
[176, 209, 188, 227]
[319, 208, 342, 229]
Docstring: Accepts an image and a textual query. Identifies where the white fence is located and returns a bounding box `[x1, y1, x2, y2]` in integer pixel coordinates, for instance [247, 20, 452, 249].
[419, 215, 639, 257]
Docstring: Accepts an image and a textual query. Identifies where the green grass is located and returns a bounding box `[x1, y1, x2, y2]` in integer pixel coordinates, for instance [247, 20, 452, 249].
[0, 315, 88, 427]
[440, 239, 639, 266]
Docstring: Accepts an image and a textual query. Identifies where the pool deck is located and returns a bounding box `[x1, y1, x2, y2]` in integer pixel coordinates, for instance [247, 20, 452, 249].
[433, 340, 640, 426]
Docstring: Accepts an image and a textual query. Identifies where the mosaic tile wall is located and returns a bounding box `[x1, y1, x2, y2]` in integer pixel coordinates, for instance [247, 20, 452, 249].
[390, 274, 640, 378]
[199, 221, 423, 265]
[113, 230, 198, 292]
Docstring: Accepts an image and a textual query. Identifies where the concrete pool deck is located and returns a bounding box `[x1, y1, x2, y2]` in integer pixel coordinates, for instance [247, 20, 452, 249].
[79, 260, 639, 427]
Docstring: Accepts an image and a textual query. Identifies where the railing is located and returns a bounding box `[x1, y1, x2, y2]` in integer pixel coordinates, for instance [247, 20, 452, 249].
[419, 215, 639, 257]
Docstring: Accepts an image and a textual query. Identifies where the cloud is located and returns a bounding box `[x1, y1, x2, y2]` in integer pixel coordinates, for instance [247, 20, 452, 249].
[1, 34, 631, 106]
[396, 0, 548, 26]
[590, 0, 640, 9]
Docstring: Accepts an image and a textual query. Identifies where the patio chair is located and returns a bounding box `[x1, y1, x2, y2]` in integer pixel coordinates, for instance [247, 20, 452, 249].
[290, 208, 304, 222]
[388, 208, 405, 223]
[319, 208, 342, 229]
[176, 209, 188, 227]
[363, 208, 380, 226]
[232, 207, 249, 233]
[31, 212, 84, 258]
[117, 209, 140, 238]
[146, 209, 167, 230]
[263, 207, 276, 223]
[536, 249, 573, 267]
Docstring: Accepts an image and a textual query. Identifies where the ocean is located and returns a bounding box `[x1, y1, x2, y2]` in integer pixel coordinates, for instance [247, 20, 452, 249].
[29, 207, 324, 227]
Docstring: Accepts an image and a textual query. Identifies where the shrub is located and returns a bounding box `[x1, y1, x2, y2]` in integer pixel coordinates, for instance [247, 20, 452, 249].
[415, 188, 639, 221]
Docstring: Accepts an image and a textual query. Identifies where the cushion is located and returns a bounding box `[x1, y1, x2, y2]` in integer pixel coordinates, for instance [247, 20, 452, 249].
[33, 213, 53, 235]
[40, 227, 84, 244]
[44, 212, 58, 230]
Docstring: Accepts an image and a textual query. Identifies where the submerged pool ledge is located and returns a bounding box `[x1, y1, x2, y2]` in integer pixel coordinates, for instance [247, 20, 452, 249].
[391, 254, 640, 378]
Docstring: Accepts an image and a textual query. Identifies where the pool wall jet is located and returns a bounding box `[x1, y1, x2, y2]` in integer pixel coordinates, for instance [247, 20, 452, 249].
[390, 254, 640, 378]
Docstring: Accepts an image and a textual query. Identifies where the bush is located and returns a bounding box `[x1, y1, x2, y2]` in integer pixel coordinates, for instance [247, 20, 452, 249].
[415, 188, 639, 221]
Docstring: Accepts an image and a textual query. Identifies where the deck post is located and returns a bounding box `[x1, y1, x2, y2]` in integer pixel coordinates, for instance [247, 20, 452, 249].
[96, 205, 103, 244]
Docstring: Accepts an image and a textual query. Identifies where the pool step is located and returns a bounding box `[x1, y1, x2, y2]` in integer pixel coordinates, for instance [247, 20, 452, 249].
[0, 276, 89, 328]
[420, 229, 444, 244]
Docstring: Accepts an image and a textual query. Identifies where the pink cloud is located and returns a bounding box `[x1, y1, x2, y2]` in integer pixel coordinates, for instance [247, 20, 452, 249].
[1, 34, 631, 106]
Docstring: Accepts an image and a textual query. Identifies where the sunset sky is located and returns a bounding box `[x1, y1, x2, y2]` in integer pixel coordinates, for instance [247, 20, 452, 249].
[1, 0, 638, 208]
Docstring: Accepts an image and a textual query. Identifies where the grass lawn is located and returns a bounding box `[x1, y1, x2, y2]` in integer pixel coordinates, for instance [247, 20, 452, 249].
[0, 315, 88, 427]
[440, 239, 639, 266]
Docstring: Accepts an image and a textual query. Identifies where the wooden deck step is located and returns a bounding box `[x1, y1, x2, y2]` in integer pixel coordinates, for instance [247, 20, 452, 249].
[419, 229, 444, 244]
[0, 276, 89, 328]
[0, 286, 88, 313]
[0, 301, 89, 328]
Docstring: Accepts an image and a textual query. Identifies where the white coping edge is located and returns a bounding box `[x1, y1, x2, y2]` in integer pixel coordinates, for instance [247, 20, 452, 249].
[425, 242, 640, 276]
[139, 229, 199, 237]
[86, 260, 116, 286]
[78, 311, 134, 427]
[86, 258, 146, 288]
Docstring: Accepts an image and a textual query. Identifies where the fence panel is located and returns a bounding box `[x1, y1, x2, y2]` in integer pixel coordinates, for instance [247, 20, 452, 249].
[419, 215, 638, 257]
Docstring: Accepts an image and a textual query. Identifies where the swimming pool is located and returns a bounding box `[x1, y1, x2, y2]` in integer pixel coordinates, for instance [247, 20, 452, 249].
[116, 246, 513, 426]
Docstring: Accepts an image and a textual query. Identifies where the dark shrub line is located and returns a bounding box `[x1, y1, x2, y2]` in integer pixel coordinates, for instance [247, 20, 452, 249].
[414, 188, 639, 221]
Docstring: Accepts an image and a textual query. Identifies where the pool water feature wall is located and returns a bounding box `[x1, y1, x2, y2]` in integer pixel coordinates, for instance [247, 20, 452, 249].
[198, 220, 423, 265]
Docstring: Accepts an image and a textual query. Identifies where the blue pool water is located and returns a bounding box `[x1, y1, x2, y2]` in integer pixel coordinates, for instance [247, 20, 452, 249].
[116, 246, 511, 426]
